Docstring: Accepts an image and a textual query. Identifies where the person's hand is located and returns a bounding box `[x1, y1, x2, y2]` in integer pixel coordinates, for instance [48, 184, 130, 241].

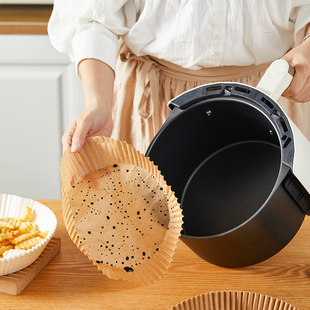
[62, 104, 113, 153]
[62, 58, 115, 153]
[282, 36, 310, 103]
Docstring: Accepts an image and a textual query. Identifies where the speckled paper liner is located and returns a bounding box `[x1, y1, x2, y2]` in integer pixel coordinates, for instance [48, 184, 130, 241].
[60, 137, 183, 286]
[169, 291, 298, 310]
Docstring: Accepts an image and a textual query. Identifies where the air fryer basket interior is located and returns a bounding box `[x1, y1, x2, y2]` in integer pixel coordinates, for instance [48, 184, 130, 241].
[147, 93, 289, 237]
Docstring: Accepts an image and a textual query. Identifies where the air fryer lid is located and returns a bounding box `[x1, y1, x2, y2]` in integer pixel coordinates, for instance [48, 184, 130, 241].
[146, 60, 310, 267]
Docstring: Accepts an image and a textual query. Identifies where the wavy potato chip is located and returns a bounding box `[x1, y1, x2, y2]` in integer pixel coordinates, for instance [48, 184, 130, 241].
[0, 245, 13, 256]
[0, 232, 13, 242]
[20, 206, 34, 222]
[14, 221, 38, 235]
[0, 239, 11, 247]
[11, 231, 40, 245]
[15, 236, 43, 250]
[0, 218, 21, 230]
[39, 231, 49, 239]
[0, 207, 49, 258]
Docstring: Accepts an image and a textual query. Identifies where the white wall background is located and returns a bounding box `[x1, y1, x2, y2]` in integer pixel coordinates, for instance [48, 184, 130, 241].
[0, 35, 84, 199]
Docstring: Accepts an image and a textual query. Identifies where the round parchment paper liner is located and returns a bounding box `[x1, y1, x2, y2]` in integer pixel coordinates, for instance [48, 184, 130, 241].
[169, 291, 298, 310]
[60, 137, 183, 286]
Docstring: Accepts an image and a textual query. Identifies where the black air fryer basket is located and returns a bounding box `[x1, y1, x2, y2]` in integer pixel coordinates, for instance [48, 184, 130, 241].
[146, 60, 310, 267]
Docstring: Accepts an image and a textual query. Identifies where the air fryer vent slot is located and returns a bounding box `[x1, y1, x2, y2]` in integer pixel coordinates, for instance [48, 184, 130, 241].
[206, 86, 222, 92]
[283, 137, 292, 148]
[279, 117, 288, 132]
[235, 87, 250, 94]
[262, 97, 274, 109]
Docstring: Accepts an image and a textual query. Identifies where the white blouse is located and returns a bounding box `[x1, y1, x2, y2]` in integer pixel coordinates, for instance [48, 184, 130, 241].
[48, 0, 310, 72]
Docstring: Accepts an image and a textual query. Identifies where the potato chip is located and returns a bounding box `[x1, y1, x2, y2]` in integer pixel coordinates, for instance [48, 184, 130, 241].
[0, 232, 13, 242]
[15, 236, 43, 250]
[2, 249, 12, 257]
[0, 206, 49, 258]
[0, 218, 21, 230]
[0, 227, 9, 234]
[0, 239, 12, 247]
[0, 245, 13, 256]
[11, 231, 40, 245]
[20, 206, 34, 222]
[14, 221, 38, 235]
[39, 231, 49, 239]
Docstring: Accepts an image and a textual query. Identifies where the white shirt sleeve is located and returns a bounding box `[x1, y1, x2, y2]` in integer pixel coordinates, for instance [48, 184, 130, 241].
[293, 3, 310, 45]
[48, 0, 140, 73]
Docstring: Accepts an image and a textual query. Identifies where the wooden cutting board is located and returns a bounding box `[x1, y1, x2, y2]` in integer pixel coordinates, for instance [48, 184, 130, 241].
[0, 237, 60, 295]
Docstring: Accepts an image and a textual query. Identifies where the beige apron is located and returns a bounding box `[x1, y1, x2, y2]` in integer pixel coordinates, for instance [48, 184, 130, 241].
[112, 43, 309, 153]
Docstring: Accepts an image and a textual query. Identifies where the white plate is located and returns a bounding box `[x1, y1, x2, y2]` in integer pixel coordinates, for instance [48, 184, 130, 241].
[0, 194, 57, 275]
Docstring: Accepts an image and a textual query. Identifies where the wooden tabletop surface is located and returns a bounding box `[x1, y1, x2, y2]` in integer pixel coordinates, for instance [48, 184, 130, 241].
[1, 199, 310, 310]
[0, 5, 52, 34]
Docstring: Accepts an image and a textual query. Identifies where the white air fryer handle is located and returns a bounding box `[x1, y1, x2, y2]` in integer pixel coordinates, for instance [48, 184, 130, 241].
[289, 121, 310, 195]
[256, 59, 293, 101]
[258, 59, 310, 196]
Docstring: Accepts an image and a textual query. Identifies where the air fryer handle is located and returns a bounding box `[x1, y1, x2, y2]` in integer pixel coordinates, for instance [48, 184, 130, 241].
[256, 59, 293, 101]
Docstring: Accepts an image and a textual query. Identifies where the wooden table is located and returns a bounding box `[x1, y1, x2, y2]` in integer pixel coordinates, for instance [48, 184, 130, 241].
[1, 200, 310, 310]
[0, 5, 52, 34]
